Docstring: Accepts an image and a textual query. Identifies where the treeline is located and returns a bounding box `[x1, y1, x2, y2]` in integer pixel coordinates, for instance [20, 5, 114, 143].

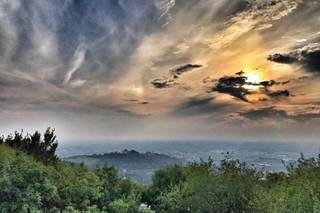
[0, 128, 58, 164]
[144, 156, 320, 212]
[0, 129, 320, 212]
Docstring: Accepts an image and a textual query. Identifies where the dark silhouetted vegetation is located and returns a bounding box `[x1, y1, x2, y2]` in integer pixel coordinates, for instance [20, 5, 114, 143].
[0, 129, 320, 212]
[0, 128, 58, 164]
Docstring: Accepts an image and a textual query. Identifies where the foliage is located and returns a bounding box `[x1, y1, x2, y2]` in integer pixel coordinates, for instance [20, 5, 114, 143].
[145, 159, 261, 213]
[143, 164, 185, 209]
[0, 129, 142, 213]
[1, 129, 320, 213]
[145, 156, 320, 213]
[0, 128, 58, 164]
[253, 154, 320, 213]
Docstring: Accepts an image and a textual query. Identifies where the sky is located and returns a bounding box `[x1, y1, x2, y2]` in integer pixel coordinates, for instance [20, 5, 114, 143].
[0, 0, 320, 143]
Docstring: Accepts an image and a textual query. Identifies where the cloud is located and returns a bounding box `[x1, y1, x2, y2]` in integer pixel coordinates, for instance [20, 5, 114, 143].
[170, 64, 202, 77]
[267, 53, 297, 64]
[0, 0, 171, 112]
[209, 76, 251, 101]
[68, 79, 87, 88]
[0, 0, 167, 83]
[259, 80, 290, 87]
[157, 0, 176, 26]
[259, 81, 291, 99]
[208, 72, 292, 102]
[63, 47, 86, 85]
[239, 107, 320, 122]
[151, 63, 202, 89]
[268, 43, 320, 73]
[267, 90, 290, 98]
[172, 96, 229, 117]
[1, 0, 320, 140]
[240, 107, 289, 120]
[150, 77, 176, 89]
[208, 0, 302, 49]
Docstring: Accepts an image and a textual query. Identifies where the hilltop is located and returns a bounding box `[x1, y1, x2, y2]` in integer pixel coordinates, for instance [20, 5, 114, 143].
[64, 149, 182, 183]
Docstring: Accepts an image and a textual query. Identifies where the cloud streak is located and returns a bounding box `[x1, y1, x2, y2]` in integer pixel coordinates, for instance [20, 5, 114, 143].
[63, 47, 86, 86]
[240, 107, 320, 122]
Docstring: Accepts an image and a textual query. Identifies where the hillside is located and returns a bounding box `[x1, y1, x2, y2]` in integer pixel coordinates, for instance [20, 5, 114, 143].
[64, 149, 182, 183]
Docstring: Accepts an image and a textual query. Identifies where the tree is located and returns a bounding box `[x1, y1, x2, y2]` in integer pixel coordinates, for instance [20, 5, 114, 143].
[2, 128, 58, 164]
[143, 164, 186, 209]
[0, 135, 142, 212]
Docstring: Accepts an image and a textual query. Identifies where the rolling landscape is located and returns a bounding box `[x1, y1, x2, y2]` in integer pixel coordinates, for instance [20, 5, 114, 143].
[0, 0, 320, 212]
[0, 129, 320, 212]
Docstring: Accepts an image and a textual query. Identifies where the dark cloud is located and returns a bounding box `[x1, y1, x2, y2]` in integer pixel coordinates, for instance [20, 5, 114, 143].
[170, 64, 202, 77]
[267, 90, 290, 98]
[240, 107, 320, 122]
[152, 63, 202, 89]
[123, 99, 149, 105]
[259, 81, 291, 99]
[258, 79, 290, 87]
[240, 108, 290, 120]
[209, 76, 250, 101]
[259, 80, 277, 87]
[267, 53, 297, 64]
[208, 72, 292, 102]
[178, 97, 214, 109]
[268, 43, 320, 73]
[235, 71, 245, 76]
[294, 113, 320, 122]
[172, 96, 228, 117]
[151, 77, 176, 89]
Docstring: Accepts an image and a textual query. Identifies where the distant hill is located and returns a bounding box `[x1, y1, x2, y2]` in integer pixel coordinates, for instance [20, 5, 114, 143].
[64, 149, 183, 183]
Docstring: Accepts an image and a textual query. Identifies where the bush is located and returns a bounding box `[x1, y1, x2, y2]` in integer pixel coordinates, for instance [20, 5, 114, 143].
[150, 160, 261, 213]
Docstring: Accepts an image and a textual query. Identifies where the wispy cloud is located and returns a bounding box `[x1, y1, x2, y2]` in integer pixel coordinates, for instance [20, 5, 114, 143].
[63, 47, 86, 86]
[0, 0, 320, 140]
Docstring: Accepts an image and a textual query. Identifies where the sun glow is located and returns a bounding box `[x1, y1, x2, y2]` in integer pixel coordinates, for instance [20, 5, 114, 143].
[132, 86, 144, 96]
[245, 72, 260, 84]
[242, 67, 264, 90]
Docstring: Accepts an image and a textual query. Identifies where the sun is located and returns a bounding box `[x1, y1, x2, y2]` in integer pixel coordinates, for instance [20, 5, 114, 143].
[242, 67, 265, 90]
[245, 72, 261, 84]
